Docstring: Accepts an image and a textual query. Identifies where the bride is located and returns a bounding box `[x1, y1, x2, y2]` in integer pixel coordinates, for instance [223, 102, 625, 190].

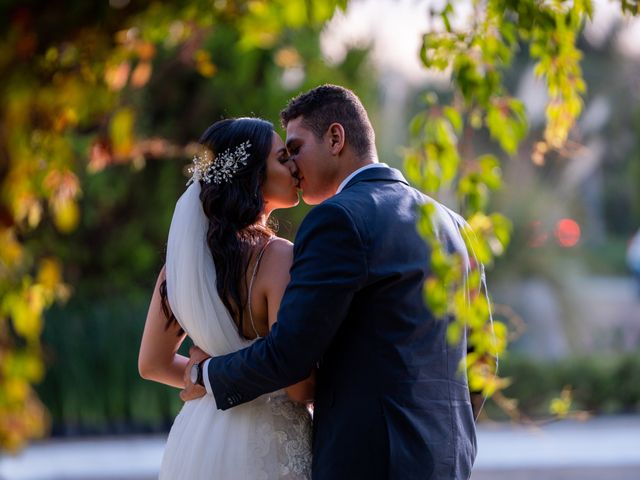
[138, 117, 314, 479]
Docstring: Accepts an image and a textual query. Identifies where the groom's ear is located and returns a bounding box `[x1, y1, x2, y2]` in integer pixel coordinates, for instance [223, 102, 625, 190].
[326, 123, 345, 156]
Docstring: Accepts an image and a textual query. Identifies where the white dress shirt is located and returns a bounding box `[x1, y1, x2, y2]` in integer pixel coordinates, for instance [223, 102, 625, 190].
[335, 163, 388, 194]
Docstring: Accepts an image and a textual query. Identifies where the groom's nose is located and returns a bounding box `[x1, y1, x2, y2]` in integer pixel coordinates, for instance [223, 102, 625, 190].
[287, 158, 299, 178]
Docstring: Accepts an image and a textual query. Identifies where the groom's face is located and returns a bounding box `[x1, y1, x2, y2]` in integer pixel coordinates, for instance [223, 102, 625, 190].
[285, 116, 338, 205]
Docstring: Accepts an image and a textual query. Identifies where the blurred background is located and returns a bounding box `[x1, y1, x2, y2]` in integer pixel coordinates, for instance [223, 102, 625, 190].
[1, 0, 639, 479]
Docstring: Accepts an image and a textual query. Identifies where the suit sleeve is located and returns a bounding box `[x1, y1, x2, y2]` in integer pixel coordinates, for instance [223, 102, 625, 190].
[207, 202, 367, 410]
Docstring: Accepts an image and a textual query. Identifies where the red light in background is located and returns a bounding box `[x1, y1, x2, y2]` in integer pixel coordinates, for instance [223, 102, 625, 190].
[555, 219, 581, 247]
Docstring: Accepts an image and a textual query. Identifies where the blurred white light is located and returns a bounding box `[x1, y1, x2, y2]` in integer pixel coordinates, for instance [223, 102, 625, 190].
[320, 0, 473, 86]
[281, 66, 305, 91]
[616, 18, 640, 58]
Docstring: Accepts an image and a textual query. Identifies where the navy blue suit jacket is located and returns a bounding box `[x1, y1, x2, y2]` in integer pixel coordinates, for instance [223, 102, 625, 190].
[207, 166, 477, 479]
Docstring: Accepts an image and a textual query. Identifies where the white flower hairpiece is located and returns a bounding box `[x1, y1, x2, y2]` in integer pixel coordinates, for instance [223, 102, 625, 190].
[187, 140, 252, 186]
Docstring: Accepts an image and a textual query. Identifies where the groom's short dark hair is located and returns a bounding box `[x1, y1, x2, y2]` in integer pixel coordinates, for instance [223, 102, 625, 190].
[280, 84, 375, 158]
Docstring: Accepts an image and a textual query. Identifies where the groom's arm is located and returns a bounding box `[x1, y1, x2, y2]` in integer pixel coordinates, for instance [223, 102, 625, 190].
[205, 202, 367, 410]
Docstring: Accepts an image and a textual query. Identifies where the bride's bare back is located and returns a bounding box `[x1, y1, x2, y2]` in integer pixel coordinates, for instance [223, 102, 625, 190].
[244, 237, 315, 403]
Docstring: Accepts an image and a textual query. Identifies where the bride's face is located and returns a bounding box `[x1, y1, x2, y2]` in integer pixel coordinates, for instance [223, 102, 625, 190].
[262, 131, 300, 212]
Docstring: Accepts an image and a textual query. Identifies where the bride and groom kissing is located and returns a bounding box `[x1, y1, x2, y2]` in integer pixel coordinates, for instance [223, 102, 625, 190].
[139, 84, 477, 479]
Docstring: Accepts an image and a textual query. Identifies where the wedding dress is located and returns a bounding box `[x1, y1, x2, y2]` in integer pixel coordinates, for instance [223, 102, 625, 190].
[159, 182, 312, 479]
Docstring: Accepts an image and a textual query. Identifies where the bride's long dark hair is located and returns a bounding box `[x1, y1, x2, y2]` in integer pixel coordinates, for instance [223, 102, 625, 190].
[161, 118, 276, 338]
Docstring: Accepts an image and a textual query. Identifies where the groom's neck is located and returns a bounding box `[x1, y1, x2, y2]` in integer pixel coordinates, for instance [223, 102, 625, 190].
[336, 154, 378, 184]
[327, 155, 378, 197]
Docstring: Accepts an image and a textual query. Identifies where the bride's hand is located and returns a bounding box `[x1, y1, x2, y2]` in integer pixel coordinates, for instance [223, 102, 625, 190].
[188, 345, 210, 364]
[179, 346, 210, 402]
[180, 382, 206, 402]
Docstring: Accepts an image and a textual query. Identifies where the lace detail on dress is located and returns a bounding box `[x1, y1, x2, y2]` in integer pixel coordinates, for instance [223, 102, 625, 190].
[249, 392, 312, 479]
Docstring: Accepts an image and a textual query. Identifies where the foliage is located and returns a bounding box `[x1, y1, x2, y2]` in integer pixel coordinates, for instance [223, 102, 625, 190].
[407, 0, 638, 399]
[2, 0, 639, 452]
[36, 307, 640, 430]
[484, 352, 640, 419]
[0, 0, 357, 451]
[37, 294, 184, 435]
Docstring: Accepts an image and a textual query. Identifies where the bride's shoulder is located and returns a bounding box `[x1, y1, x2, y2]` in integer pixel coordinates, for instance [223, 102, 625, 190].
[254, 238, 293, 295]
[260, 237, 293, 269]
[268, 236, 292, 247]
[264, 236, 293, 257]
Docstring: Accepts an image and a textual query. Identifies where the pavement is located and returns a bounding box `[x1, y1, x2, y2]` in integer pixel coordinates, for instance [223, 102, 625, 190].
[469, 415, 640, 480]
[1, 415, 639, 480]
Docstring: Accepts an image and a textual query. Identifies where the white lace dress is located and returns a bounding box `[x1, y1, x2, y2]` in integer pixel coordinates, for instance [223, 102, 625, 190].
[159, 183, 312, 479]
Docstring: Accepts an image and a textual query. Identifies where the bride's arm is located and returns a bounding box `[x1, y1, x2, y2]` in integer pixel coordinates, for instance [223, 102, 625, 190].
[138, 265, 189, 389]
[262, 241, 316, 404]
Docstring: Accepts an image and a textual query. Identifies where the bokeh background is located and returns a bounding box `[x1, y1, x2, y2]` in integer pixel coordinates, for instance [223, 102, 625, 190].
[1, 0, 639, 478]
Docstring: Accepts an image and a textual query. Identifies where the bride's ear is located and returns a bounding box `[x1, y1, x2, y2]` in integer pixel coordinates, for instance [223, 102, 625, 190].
[326, 123, 345, 156]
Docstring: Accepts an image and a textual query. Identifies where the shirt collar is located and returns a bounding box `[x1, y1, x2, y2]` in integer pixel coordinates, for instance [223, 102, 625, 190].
[336, 163, 388, 194]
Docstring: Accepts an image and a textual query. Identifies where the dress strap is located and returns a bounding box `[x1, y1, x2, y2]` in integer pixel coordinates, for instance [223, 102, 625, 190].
[247, 237, 275, 339]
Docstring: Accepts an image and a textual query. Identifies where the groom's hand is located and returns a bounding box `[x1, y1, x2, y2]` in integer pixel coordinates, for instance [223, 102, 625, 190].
[180, 346, 210, 402]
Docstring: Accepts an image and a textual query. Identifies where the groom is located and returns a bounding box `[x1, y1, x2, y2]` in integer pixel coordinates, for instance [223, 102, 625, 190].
[183, 85, 476, 479]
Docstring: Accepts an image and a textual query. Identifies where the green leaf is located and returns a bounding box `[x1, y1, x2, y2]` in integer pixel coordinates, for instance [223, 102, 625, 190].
[282, 1, 307, 28]
[486, 99, 528, 154]
[469, 109, 483, 129]
[490, 213, 512, 249]
[417, 202, 437, 238]
[435, 117, 456, 146]
[404, 153, 422, 185]
[424, 277, 448, 317]
[441, 3, 454, 32]
[310, 0, 337, 22]
[109, 108, 135, 157]
[478, 154, 502, 190]
[443, 106, 463, 134]
[447, 321, 462, 345]
[410, 114, 425, 137]
[440, 148, 460, 185]
[403, 152, 422, 186]
[462, 225, 492, 265]
[423, 159, 441, 193]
